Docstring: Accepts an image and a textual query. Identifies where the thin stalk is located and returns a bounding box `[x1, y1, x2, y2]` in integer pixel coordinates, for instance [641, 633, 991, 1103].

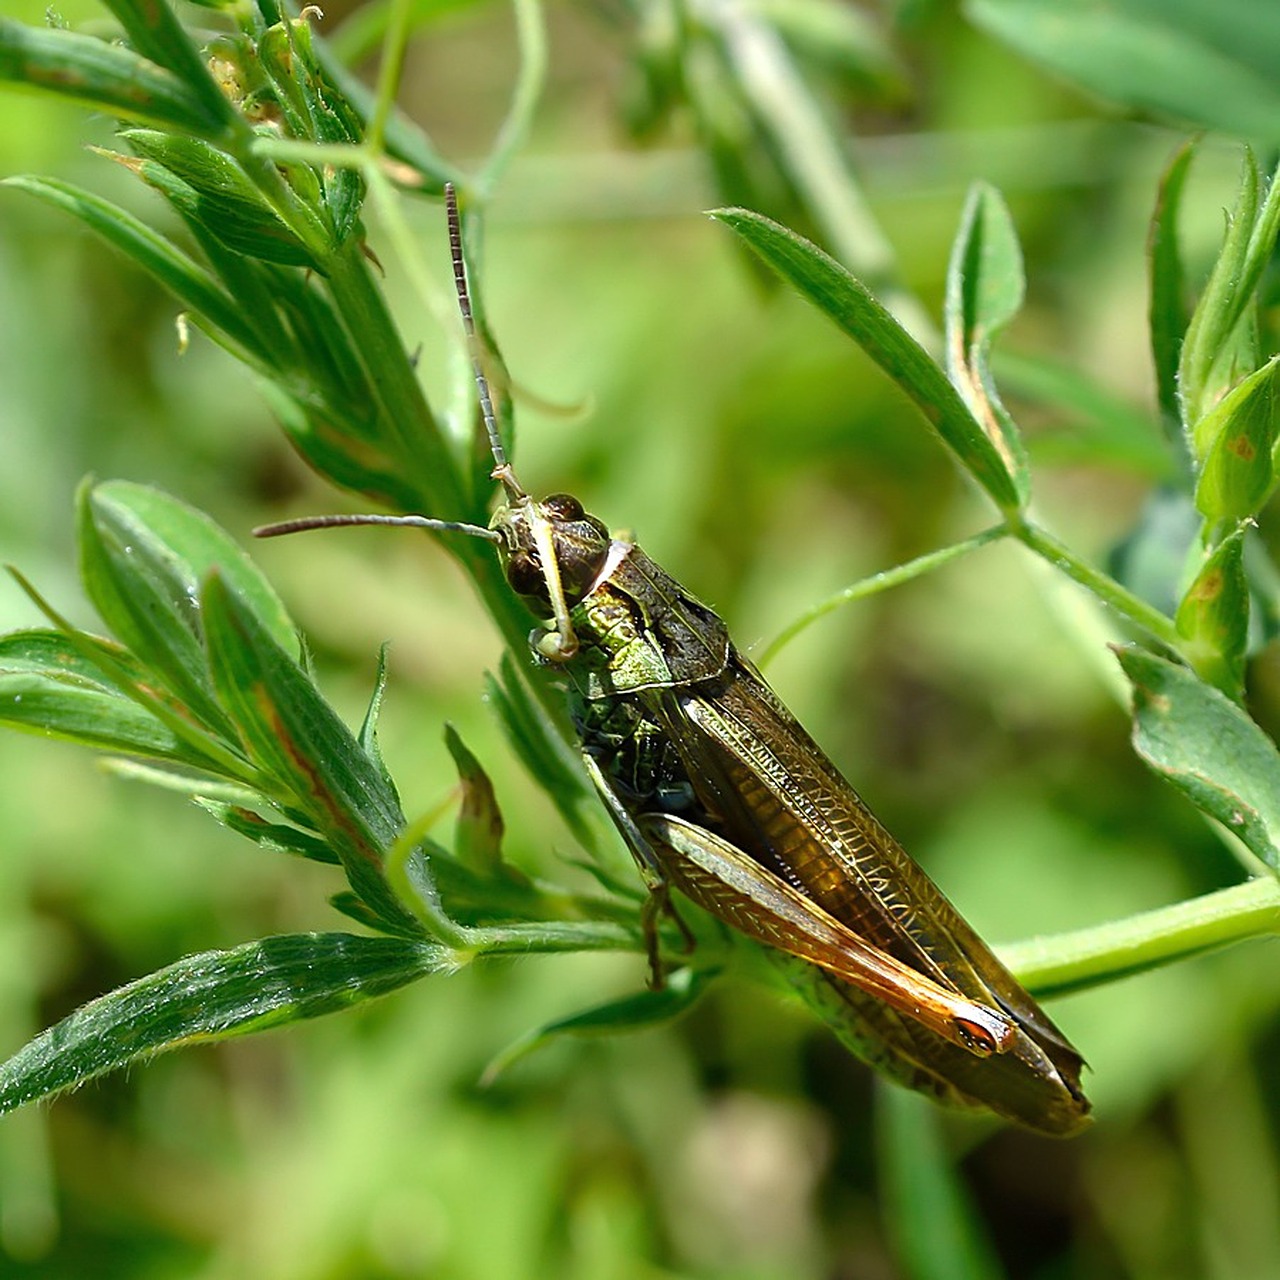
[709, 0, 935, 344]
[1013, 518, 1181, 648]
[758, 524, 1008, 667]
[365, 0, 414, 153]
[475, 0, 548, 197]
[1000, 877, 1280, 998]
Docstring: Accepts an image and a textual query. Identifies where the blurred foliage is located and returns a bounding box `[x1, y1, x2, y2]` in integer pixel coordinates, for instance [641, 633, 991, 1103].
[4, 0, 1280, 1277]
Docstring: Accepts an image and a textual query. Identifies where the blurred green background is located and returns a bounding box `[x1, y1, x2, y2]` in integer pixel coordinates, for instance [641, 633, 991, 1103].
[3, 1, 1280, 1276]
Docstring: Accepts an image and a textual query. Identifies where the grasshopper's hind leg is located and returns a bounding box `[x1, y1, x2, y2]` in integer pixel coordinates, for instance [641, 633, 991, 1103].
[580, 752, 696, 985]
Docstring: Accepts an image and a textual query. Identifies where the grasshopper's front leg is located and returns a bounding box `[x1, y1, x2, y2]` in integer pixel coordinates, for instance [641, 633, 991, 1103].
[579, 752, 696, 986]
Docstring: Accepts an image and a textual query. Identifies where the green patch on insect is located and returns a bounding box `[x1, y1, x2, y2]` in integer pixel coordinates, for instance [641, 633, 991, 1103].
[258, 185, 1090, 1138]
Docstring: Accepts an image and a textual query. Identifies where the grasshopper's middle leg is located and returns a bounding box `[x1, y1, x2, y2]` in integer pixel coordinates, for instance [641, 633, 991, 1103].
[580, 751, 696, 985]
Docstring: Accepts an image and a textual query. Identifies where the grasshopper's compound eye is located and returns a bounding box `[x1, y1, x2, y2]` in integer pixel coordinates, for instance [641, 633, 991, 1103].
[507, 549, 546, 599]
[542, 493, 585, 521]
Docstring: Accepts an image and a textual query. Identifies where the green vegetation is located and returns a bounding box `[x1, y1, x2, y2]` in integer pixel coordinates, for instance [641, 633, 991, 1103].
[2, 0, 1280, 1275]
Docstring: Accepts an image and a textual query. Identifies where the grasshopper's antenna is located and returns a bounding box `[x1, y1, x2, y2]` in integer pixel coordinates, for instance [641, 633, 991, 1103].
[446, 182, 523, 501]
[254, 512, 501, 540]
[446, 182, 578, 659]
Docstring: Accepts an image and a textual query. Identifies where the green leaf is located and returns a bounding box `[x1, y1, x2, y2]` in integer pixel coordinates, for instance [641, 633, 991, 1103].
[0, 933, 446, 1114]
[201, 572, 419, 933]
[0, 18, 228, 137]
[484, 655, 595, 848]
[944, 182, 1031, 506]
[0, 666, 188, 761]
[1182, 153, 1259, 438]
[101, 481, 297, 653]
[0, 628, 142, 689]
[878, 1086, 1005, 1280]
[122, 129, 321, 270]
[1175, 527, 1249, 699]
[2, 174, 263, 359]
[482, 966, 718, 1082]
[1179, 155, 1280, 441]
[5, 568, 252, 779]
[256, 17, 365, 243]
[712, 207, 1024, 512]
[1149, 141, 1195, 456]
[98, 0, 238, 134]
[1115, 645, 1280, 870]
[965, 0, 1280, 142]
[358, 644, 400, 806]
[444, 724, 505, 875]
[78, 481, 291, 738]
[1193, 355, 1280, 522]
[196, 801, 342, 864]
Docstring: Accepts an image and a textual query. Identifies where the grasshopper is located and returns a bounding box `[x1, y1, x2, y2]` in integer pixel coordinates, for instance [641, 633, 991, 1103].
[259, 185, 1090, 1136]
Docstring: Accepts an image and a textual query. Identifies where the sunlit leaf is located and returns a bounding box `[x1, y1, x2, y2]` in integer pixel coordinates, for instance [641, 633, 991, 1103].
[0, 933, 447, 1114]
[712, 206, 1024, 512]
[1116, 645, 1280, 870]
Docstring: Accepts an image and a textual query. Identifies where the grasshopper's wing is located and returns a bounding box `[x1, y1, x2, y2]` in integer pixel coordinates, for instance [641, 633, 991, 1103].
[651, 656, 1087, 1093]
[581, 748, 1008, 1052]
[637, 812, 1014, 1055]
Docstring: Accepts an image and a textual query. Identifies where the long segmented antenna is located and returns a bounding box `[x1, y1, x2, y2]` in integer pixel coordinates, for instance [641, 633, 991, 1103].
[446, 182, 578, 658]
[255, 512, 501, 540]
[446, 182, 522, 500]
[252, 186, 581, 660]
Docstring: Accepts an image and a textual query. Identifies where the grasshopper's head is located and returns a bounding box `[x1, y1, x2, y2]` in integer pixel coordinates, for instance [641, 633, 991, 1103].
[492, 490, 612, 610]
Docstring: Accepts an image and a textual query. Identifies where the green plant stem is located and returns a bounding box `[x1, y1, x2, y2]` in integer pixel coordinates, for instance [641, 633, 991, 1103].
[476, 0, 547, 197]
[321, 240, 465, 508]
[708, 0, 934, 343]
[365, 0, 414, 153]
[758, 524, 1008, 667]
[467, 920, 637, 957]
[1000, 876, 1280, 998]
[1012, 517, 1181, 648]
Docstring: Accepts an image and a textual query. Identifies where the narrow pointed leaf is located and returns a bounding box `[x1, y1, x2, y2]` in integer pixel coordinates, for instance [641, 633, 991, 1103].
[357, 644, 399, 806]
[122, 130, 320, 270]
[1115, 645, 1280, 870]
[483, 966, 718, 1082]
[0, 628, 142, 689]
[1175, 527, 1248, 700]
[0, 19, 227, 136]
[1193, 356, 1280, 522]
[0, 628, 229, 768]
[2, 175, 259, 355]
[1181, 155, 1260, 438]
[0, 933, 447, 1114]
[444, 724, 505, 875]
[945, 182, 1031, 505]
[0, 669, 188, 760]
[713, 207, 1023, 512]
[256, 17, 364, 243]
[98, 0, 238, 134]
[97, 481, 297, 651]
[1149, 142, 1194, 453]
[201, 572, 419, 933]
[78, 481, 295, 739]
[196, 801, 342, 864]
